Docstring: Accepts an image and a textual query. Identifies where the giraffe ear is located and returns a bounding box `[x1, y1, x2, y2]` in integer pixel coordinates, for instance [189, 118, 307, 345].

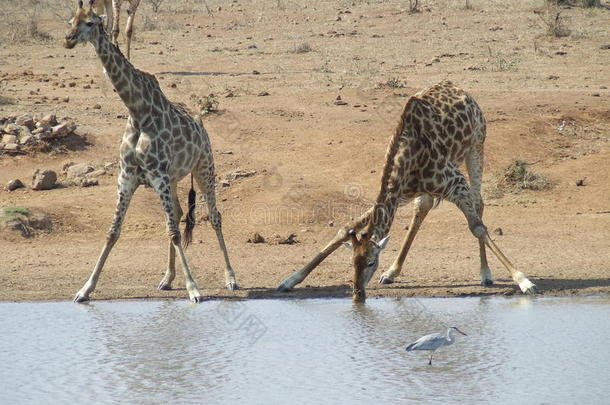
[373, 235, 390, 251]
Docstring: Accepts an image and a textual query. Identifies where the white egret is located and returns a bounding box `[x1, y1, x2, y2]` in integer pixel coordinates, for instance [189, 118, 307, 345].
[405, 326, 467, 365]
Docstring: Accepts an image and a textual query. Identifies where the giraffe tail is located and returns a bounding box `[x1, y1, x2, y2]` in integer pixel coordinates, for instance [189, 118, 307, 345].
[183, 174, 196, 249]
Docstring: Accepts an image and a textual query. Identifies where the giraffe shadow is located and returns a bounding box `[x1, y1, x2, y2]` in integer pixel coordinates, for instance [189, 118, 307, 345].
[244, 285, 352, 300]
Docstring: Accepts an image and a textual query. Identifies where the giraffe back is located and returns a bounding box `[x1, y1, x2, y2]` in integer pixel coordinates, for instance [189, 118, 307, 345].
[381, 81, 486, 200]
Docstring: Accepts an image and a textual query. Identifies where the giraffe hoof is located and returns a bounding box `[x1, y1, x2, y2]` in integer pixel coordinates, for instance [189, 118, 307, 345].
[276, 283, 293, 293]
[226, 282, 239, 291]
[190, 295, 205, 303]
[481, 279, 494, 286]
[73, 294, 90, 303]
[378, 276, 394, 285]
[158, 282, 172, 291]
[523, 284, 538, 295]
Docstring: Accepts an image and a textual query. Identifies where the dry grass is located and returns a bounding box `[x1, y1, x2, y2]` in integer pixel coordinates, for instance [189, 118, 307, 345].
[536, 9, 572, 37]
[291, 41, 313, 54]
[487, 158, 553, 198]
[190, 93, 219, 115]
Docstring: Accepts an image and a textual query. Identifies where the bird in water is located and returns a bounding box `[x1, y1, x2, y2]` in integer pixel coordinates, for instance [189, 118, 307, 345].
[405, 326, 467, 365]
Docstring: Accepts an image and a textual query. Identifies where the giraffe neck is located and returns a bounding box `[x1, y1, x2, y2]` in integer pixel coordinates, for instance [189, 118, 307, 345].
[366, 190, 400, 241]
[90, 25, 155, 119]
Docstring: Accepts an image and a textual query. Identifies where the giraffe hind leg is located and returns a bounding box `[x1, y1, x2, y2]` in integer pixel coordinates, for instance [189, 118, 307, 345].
[153, 177, 203, 302]
[193, 171, 238, 290]
[158, 183, 182, 291]
[465, 147, 493, 286]
[445, 169, 536, 294]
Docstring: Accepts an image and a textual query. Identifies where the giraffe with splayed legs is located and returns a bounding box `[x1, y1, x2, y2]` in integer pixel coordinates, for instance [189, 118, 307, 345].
[278, 81, 537, 302]
[65, 0, 237, 303]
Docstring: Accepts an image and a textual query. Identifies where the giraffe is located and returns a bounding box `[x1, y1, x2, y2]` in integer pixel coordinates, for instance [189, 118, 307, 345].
[94, 0, 140, 60]
[277, 81, 537, 302]
[110, 0, 140, 60]
[94, 0, 113, 33]
[64, 0, 238, 303]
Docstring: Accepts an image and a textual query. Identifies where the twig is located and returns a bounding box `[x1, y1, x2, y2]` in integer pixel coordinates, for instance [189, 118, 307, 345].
[595, 210, 610, 214]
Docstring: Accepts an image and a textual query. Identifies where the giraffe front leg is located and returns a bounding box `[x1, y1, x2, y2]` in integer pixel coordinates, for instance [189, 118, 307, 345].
[379, 195, 432, 285]
[74, 173, 138, 302]
[154, 179, 203, 303]
[278, 208, 373, 292]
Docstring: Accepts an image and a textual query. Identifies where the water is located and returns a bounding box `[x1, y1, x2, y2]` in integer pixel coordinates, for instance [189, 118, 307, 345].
[1, 296, 609, 405]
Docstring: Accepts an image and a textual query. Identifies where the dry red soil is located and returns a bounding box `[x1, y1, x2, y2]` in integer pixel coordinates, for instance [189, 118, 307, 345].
[1, 1, 609, 301]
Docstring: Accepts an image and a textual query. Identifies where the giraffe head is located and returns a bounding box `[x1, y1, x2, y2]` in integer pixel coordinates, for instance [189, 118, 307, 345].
[64, 0, 105, 49]
[344, 230, 390, 302]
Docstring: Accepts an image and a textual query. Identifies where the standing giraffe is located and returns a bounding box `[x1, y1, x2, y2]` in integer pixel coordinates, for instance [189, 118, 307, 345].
[94, 0, 113, 33]
[94, 0, 140, 60]
[278, 81, 537, 302]
[110, 0, 140, 60]
[65, 0, 238, 303]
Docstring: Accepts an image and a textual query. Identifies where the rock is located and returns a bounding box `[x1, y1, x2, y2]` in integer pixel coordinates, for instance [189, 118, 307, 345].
[31, 127, 48, 135]
[3, 143, 19, 151]
[15, 114, 34, 130]
[19, 135, 36, 145]
[31, 169, 57, 190]
[66, 163, 94, 178]
[247, 232, 265, 243]
[19, 135, 34, 145]
[6, 179, 24, 191]
[258, 91, 270, 96]
[276, 233, 298, 245]
[88, 169, 106, 178]
[3, 123, 20, 134]
[92, 104, 102, 109]
[224, 169, 257, 181]
[328, 221, 334, 227]
[39, 114, 57, 126]
[575, 177, 587, 187]
[2, 134, 17, 144]
[493, 227, 503, 236]
[51, 123, 71, 138]
[76, 177, 99, 187]
[334, 95, 347, 106]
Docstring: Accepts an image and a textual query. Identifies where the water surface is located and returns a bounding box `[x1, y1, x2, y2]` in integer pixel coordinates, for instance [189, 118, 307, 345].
[1, 296, 609, 404]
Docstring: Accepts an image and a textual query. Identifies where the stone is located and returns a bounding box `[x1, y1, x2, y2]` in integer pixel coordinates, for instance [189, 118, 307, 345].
[39, 114, 58, 126]
[20, 135, 34, 145]
[247, 232, 265, 243]
[66, 163, 94, 178]
[493, 227, 503, 236]
[277, 233, 298, 245]
[76, 178, 99, 187]
[3, 143, 19, 151]
[3, 123, 20, 134]
[88, 169, 106, 178]
[6, 179, 24, 191]
[15, 114, 34, 130]
[51, 123, 71, 138]
[31, 169, 57, 190]
[2, 134, 17, 144]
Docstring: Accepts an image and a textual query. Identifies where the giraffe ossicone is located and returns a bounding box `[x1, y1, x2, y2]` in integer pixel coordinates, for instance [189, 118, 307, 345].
[65, 1, 238, 303]
[278, 81, 537, 301]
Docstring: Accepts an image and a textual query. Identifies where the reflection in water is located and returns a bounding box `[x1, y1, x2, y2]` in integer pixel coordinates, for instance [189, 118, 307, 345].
[0, 296, 609, 404]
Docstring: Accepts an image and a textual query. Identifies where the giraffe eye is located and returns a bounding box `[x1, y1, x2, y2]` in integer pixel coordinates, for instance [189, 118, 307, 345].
[86, 22, 94, 27]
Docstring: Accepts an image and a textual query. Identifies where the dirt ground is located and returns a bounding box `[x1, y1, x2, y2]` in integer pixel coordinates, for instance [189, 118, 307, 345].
[1, 0, 609, 302]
